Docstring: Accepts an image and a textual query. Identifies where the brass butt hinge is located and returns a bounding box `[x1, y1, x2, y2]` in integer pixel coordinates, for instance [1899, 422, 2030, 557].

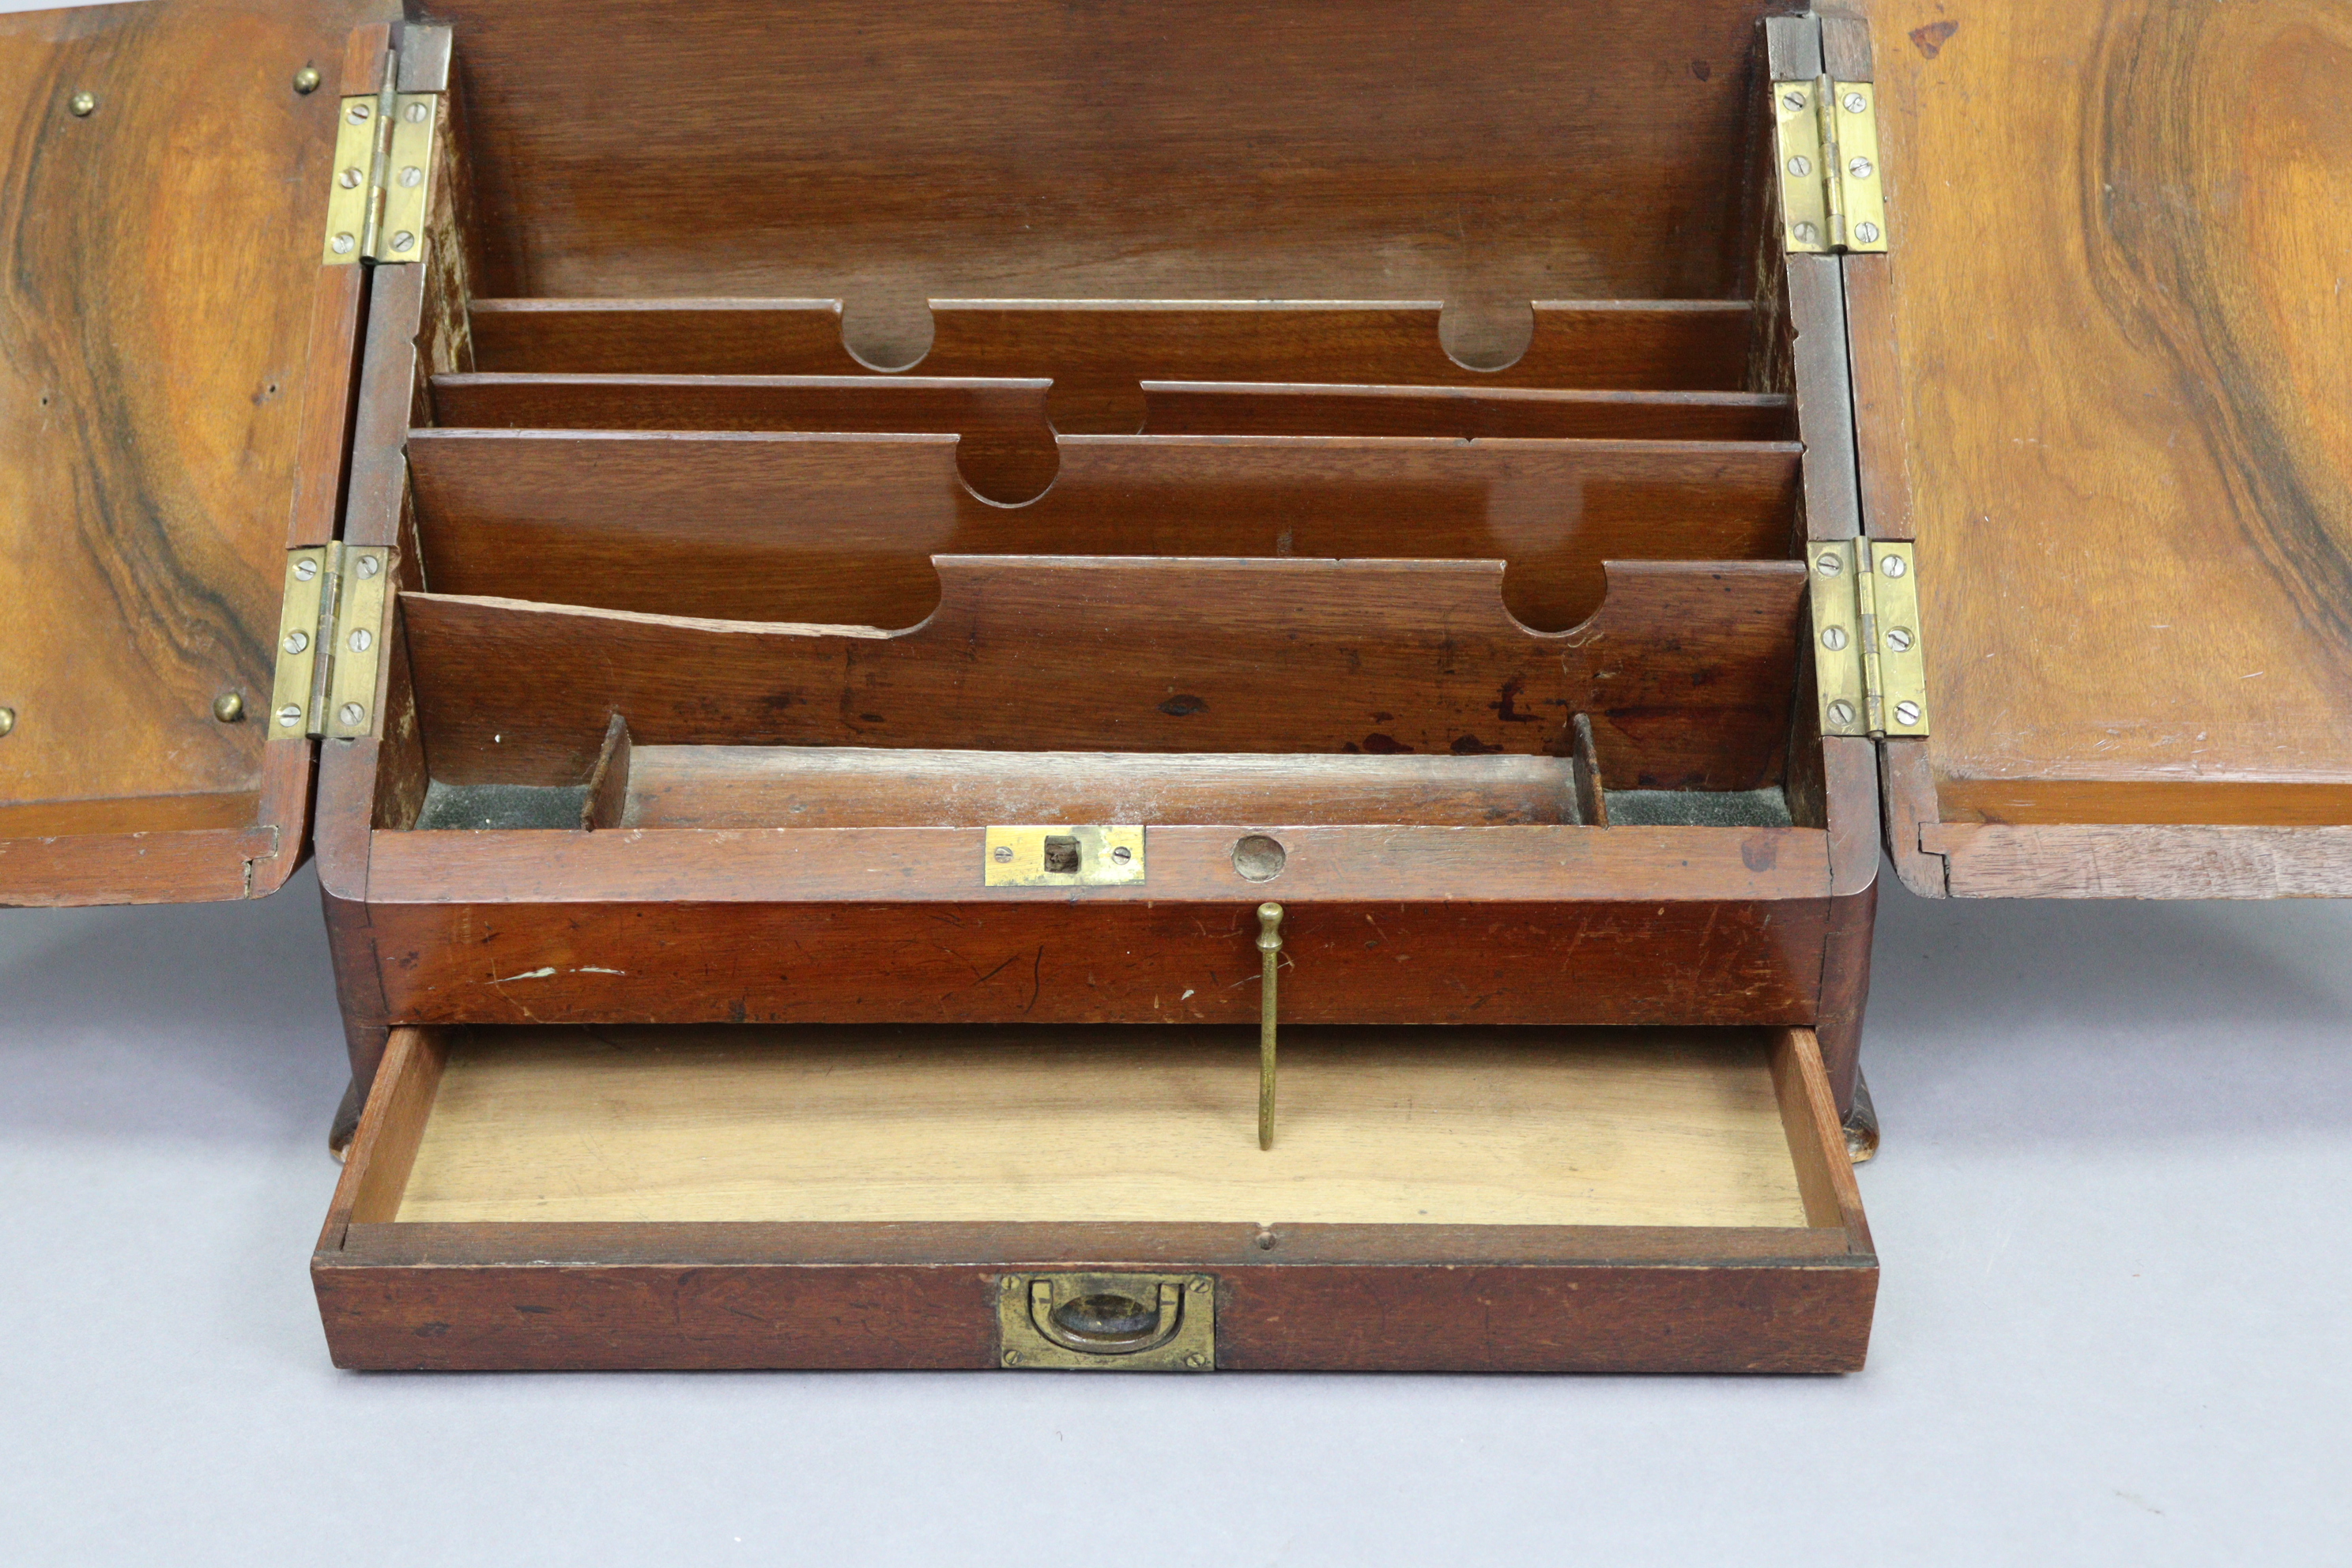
[1773, 77, 1886, 254]
[320, 58, 440, 265]
[270, 544, 394, 740]
[1811, 539, 1928, 739]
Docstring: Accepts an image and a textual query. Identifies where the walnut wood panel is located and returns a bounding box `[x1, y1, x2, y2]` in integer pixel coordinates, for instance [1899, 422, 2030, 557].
[428, 373, 1060, 502]
[466, 300, 1762, 433]
[1851, 0, 2352, 888]
[396, 558, 1809, 788]
[0, 0, 382, 902]
[404, 430, 1801, 632]
[356, 896, 1830, 1030]
[1140, 383, 1795, 443]
[619, 748, 1581, 829]
[429, 0, 1776, 317]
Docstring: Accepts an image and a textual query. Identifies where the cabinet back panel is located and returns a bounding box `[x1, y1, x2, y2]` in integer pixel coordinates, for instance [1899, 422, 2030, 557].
[435, 1, 1780, 326]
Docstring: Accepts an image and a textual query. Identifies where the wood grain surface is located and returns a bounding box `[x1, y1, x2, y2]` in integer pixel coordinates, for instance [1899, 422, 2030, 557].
[0, 0, 384, 903]
[428, 373, 1061, 501]
[356, 895, 1830, 1030]
[428, 1, 1776, 331]
[1849, 0, 2352, 884]
[315, 1016, 1872, 1372]
[619, 747, 1583, 829]
[405, 429, 1801, 631]
[396, 557, 1809, 788]
[392, 1025, 1815, 1229]
[1140, 383, 1795, 443]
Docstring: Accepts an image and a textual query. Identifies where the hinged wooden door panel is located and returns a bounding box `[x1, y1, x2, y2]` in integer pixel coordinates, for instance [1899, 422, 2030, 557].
[0, 0, 390, 906]
[1845, 0, 2352, 897]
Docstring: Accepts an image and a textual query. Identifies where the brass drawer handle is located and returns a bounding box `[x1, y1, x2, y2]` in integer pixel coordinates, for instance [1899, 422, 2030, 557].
[1031, 1280, 1185, 1355]
[997, 1272, 1216, 1370]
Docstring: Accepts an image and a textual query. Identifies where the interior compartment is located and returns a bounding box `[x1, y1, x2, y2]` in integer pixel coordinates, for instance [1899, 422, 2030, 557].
[344, 1023, 1859, 1231]
[364, 0, 1828, 846]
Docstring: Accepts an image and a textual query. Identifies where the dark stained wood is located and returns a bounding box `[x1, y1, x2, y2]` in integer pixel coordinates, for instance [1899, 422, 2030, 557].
[1787, 256, 1861, 542]
[620, 747, 1577, 829]
[431, 372, 1059, 501]
[405, 429, 1801, 632]
[466, 300, 1762, 434]
[357, 895, 1830, 1028]
[1140, 383, 1795, 443]
[315, 1256, 1873, 1372]
[580, 715, 632, 831]
[1851, 0, 2352, 889]
[396, 558, 1809, 788]
[0, 0, 386, 903]
[367, 822, 1833, 906]
[1813, 737, 1881, 1114]
[429, 1, 1777, 311]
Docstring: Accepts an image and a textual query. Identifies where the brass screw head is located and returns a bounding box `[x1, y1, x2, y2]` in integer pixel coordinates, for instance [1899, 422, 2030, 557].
[1826, 699, 1856, 728]
[1001, 1350, 1021, 1366]
[213, 692, 246, 724]
[1886, 627, 1916, 653]
[1843, 91, 1868, 114]
[1879, 552, 1907, 578]
[1855, 220, 1883, 246]
[992, 844, 1014, 863]
[0, 707, 15, 737]
[1820, 626, 1849, 652]
[292, 66, 322, 95]
[277, 703, 304, 729]
[338, 702, 365, 728]
[1815, 552, 1844, 577]
[1894, 700, 1923, 726]
[1184, 1353, 1207, 1369]
[68, 92, 96, 117]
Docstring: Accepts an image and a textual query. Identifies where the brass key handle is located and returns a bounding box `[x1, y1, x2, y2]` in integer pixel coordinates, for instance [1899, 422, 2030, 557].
[1257, 902, 1283, 1150]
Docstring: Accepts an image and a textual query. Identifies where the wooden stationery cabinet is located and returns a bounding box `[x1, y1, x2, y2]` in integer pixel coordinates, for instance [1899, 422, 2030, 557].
[3, 0, 2346, 1373]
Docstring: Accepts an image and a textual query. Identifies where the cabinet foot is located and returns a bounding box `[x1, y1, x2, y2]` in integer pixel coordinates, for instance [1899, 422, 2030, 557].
[1842, 1071, 1879, 1164]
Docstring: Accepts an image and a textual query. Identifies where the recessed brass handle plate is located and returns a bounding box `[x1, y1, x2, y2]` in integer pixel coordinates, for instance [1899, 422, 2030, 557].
[982, 824, 1146, 887]
[997, 1272, 1215, 1370]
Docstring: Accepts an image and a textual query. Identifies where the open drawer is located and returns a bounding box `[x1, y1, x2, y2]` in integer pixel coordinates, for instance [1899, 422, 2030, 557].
[315, 1023, 1874, 1372]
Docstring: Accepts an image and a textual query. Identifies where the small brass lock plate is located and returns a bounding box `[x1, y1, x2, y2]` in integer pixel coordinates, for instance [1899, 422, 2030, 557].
[996, 1272, 1214, 1370]
[982, 824, 1145, 888]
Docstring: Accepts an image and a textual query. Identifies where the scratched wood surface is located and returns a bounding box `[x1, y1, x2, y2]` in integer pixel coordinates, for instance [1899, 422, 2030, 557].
[397, 557, 1808, 788]
[404, 430, 1801, 631]
[0, 0, 384, 902]
[1851, 0, 2352, 868]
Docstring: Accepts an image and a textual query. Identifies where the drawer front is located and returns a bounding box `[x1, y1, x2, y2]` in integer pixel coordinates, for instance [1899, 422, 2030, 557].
[360, 898, 1829, 1028]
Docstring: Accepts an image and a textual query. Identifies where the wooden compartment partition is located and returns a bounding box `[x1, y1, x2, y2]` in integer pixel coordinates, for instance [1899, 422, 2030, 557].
[289, 2, 1886, 1374]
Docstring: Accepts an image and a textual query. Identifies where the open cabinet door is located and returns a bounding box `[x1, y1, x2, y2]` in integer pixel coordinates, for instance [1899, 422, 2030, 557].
[0, 0, 393, 905]
[1843, 0, 2352, 897]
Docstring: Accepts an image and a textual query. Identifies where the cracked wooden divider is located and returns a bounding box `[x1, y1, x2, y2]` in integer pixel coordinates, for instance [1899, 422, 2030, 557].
[404, 429, 1800, 634]
[394, 555, 1808, 793]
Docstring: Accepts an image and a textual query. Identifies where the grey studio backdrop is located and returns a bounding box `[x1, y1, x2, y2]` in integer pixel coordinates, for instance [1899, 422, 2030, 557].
[3, 0, 2347, 1560]
[3, 864, 2347, 1566]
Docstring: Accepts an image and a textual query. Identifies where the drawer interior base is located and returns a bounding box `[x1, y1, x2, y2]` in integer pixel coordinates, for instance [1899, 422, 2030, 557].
[393, 1025, 1815, 1229]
